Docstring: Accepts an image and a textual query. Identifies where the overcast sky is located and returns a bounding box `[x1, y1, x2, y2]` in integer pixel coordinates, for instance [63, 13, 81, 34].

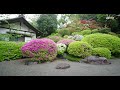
[0, 14, 61, 22]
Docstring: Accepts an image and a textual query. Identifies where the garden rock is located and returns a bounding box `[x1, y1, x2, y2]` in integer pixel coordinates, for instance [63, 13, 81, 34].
[56, 63, 70, 69]
[80, 56, 111, 65]
[25, 60, 38, 65]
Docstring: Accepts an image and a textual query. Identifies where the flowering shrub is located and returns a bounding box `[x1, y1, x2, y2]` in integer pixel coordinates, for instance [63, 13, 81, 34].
[48, 36, 62, 43]
[82, 33, 120, 56]
[21, 38, 57, 61]
[57, 39, 75, 46]
[57, 43, 67, 55]
[92, 47, 111, 59]
[67, 41, 92, 58]
[73, 35, 84, 41]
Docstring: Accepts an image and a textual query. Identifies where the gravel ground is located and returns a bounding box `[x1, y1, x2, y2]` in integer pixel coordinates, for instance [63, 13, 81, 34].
[0, 59, 120, 76]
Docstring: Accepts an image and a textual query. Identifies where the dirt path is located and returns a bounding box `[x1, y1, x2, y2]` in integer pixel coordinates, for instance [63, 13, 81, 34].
[0, 59, 120, 76]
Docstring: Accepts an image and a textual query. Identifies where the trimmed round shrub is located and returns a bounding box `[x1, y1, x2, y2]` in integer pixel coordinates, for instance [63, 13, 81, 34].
[82, 33, 120, 56]
[67, 41, 92, 58]
[57, 43, 67, 55]
[63, 35, 69, 39]
[92, 47, 111, 59]
[48, 36, 62, 43]
[0, 41, 25, 62]
[63, 53, 81, 62]
[80, 30, 92, 35]
[21, 38, 57, 61]
[57, 39, 75, 46]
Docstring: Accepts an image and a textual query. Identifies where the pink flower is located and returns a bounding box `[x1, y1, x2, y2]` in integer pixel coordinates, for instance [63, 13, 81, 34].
[21, 38, 57, 61]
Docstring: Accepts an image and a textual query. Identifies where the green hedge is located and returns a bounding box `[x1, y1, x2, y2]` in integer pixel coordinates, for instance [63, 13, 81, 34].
[79, 30, 92, 35]
[63, 53, 81, 62]
[67, 41, 92, 58]
[82, 33, 120, 56]
[0, 41, 25, 62]
[92, 47, 111, 59]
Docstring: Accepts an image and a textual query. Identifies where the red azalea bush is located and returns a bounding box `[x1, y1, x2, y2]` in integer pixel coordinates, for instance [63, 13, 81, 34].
[21, 38, 57, 61]
[57, 39, 75, 46]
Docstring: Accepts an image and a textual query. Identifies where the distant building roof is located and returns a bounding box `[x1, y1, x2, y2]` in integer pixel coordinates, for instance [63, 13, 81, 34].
[0, 16, 39, 33]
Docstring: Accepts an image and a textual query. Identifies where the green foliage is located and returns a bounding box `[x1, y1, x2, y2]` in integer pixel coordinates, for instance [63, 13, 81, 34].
[63, 53, 81, 62]
[99, 28, 111, 33]
[82, 33, 120, 56]
[48, 36, 62, 43]
[37, 14, 57, 37]
[108, 32, 119, 37]
[97, 14, 107, 27]
[72, 32, 81, 35]
[63, 35, 69, 38]
[91, 29, 99, 33]
[79, 30, 92, 35]
[67, 41, 92, 58]
[0, 41, 25, 62]
[58, 28, 70, 37]
[92, 47, 111, 59]
[50, 33, 61, 36]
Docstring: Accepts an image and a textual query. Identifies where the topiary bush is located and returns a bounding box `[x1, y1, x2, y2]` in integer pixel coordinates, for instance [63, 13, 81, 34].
[21, 38, 57, 61]
[82, 33, 120, 56]
[67, 41, 92, 58]
[0, 41, 25, 62]
[92, 47, 111, 59]
[48, 36, 62, 43]
[57, 43, 67, 55]
[63, 35, 69, 39]
[63, 53, 81, 62]
[57, 39, 75, 46]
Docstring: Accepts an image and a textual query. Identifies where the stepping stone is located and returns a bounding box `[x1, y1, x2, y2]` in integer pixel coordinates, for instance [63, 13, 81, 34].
[25, 61, 38, 65]
[56, 63, 70, 69]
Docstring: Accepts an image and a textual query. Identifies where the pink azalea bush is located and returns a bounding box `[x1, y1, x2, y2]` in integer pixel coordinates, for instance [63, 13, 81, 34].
[21, 38, 57, 61]
[57, 39, 75, 46]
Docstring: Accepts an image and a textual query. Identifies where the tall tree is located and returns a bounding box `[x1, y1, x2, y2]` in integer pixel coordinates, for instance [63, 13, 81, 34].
[36, 14, 57, 37]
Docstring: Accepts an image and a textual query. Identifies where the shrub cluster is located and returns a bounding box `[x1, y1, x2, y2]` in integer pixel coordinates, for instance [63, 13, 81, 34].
[0, 41, 25, 62]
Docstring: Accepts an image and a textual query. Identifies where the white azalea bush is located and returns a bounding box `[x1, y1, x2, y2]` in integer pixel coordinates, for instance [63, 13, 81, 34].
[57, 43, 67, 55]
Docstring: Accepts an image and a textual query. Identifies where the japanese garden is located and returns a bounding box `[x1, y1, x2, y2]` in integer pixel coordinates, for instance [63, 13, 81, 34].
[0, 14, 120, 76]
